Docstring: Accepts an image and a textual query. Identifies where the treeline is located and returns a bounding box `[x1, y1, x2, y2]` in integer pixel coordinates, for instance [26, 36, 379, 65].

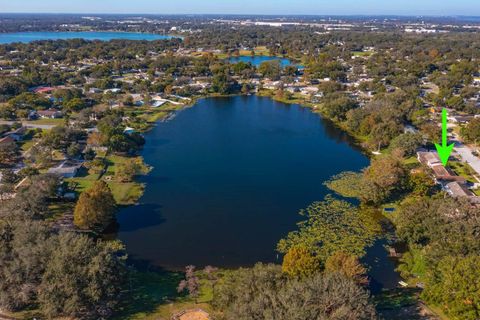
[0, 175, 126, 319]
[323, 150, 480, 319]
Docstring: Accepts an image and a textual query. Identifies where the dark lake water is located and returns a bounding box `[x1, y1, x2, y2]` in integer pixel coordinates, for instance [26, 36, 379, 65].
[228, 55, 294, 67]
[117, 95, 400, 290]
[0, 31, 176, 44]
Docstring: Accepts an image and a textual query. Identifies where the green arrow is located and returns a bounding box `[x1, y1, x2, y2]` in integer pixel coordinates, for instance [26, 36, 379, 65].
[434, 108, 454, 167]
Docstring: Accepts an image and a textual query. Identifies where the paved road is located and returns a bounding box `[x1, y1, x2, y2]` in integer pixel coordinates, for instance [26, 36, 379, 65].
[0, 120, 56, 130]
[453, 137, 480, 177]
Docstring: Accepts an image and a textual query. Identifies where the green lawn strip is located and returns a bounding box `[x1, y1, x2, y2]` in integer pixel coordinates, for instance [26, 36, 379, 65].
[24, 118, 64, 126]
[449, 160, 477, 184]
[46, 202, 75, 221]
[65, 168, 101, 194]
[104, 154, 147, 205]
[424, 304, 452, 320]
[352, 51, 373, 57]
[19, 139, 35, 152]
[113, 270, 215, 320]
[108, 182, 145, 205]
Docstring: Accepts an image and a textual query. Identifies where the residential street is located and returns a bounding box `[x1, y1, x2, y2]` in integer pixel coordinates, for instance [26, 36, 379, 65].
[0, 120, 56, 130]
[452, 136, 480, 177]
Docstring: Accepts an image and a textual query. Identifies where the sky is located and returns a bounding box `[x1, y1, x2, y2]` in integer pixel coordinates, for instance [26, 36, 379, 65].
[1, 0, 480, 16]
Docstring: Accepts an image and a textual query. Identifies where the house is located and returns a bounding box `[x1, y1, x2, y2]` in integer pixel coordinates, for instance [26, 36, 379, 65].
[37, 109, 63, 119]
[417, 151, 466, 183]
[451, 115, 473, 124]
[0, 136, 16, 147]
[300, 86, 320, 96]
[431, 165, 466, 183]
[123, 127, 136, 135]
[129, 94, 144, 107]
[417, 152, 442, 168]
[47, 161, 82, 178]
[32, 86, 54, 94]
[151, 96, 168, 107]
[445, 181, 474, 198]
[105, 88, 122, 94]
[89, 88, 103, 94]
[4, 126, 26, 141]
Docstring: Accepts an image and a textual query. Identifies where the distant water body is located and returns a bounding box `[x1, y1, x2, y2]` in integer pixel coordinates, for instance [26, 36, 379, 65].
[0, 31, 178, 44]
[228, 55, 294, 68]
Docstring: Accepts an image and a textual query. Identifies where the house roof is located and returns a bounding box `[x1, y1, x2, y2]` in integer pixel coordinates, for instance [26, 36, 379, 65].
[446, 182, 474, 197]
[32, 86, 54, 94]
[0, 136, 16, 145]
[417, 152, 441, 167]
[37, 109, 61, 116]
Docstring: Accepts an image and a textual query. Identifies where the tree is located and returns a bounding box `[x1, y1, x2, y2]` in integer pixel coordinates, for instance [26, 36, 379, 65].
[38, 233, 126, 319]
[27, 145, 52, 168]
[282, 245, 321, 278]
[204, 265, 219, 295]
[177, 265, 200, 303]
[408, 170, 436, 196]
[422, 255, 480, 320]
[67, 142, 81, 159]
[114, 158, 148, 182]
[0, 140, 19, 165]
[389, 132, 424, 156]
[278, 196, 378, 263]
[64, 97, 86, 113]
[0, 169, 19, 185]
[461, 118, 480, 144]
[258, 60, 281, 80]
[1, 174, 59, 220]
[214, 263, 376, 320]
[74, 180, 116, 232]
[0, 220, 50, 311]
[0, 220, 126, 318]
[362, 155, 408, 204]
[322, 93, 358, 121]
[325, 251, 368, 285]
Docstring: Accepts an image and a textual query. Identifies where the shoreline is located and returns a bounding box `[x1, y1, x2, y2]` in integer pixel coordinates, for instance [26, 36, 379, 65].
[126, 91, 372, 207]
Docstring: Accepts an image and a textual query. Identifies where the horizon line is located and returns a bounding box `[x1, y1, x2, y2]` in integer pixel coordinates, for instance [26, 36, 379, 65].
[1, 12, 480, 18]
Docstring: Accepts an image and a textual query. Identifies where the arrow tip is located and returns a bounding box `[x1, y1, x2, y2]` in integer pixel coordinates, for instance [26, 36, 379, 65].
[435, 143, 454, 167]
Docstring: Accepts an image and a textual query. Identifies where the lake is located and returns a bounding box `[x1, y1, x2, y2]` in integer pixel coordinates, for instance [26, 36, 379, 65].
[228, 55, 294, 67]
[0, 31, 177, 44]
[117, 95, 399, 290]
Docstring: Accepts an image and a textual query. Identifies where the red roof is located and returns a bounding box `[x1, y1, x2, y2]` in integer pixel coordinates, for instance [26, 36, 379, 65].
[33, 87, 54, 94]
[0, 136, 15, 145]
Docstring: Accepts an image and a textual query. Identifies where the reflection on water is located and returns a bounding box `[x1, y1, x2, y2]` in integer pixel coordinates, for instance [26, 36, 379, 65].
[117, 95, 399, 289]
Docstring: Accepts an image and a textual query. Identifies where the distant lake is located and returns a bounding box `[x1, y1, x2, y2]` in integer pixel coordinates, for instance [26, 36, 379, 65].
[228, 55, 294, 67]
[0, 31, 178, 44]
[116, 95, 400, 291]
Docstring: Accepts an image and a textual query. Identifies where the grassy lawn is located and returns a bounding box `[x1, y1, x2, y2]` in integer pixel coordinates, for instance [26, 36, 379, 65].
[403, 156, 421, 170]
[104, 154, 148, 205]
[375, 288, 449, 320]
[19, 139, 35, 152]
[449, 160, 477, 183]
[108, 182, 145, 205]
[65, 167, 101, 193]
[425, 304, 451, 320]
[46, 202, 75, 221]
[352, 51, 374, 57]
[24, 118, 64, 126]
[114, 270, 216, 320]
